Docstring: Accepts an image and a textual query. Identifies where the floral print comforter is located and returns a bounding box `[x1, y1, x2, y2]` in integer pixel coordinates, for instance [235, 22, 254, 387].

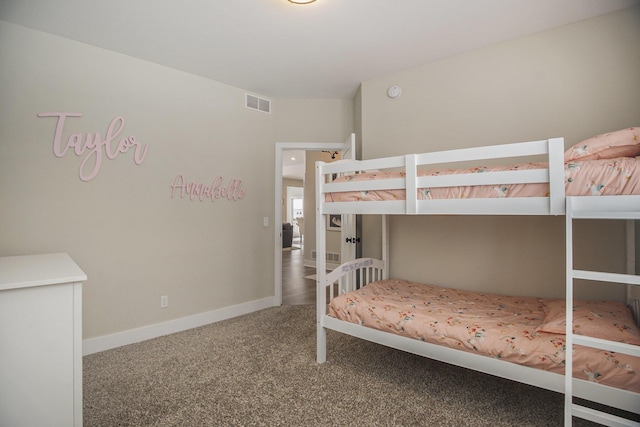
[328, 279, 640, 392]
[325, 157, 640, 201]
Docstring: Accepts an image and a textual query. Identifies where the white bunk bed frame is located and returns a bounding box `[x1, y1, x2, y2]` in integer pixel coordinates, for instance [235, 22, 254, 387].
[565, 196, 640, 426]
[314, 137, 640, 426]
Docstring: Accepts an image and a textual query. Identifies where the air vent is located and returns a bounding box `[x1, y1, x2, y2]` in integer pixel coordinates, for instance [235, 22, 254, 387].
[245, 93, 271, 114]
[311, 251, 341, 263]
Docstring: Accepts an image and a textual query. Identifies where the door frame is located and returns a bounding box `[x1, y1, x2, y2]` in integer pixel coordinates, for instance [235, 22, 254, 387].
[274, 141, 346, 306]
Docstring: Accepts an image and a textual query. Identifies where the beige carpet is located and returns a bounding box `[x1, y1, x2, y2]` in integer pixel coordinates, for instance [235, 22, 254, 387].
[84, 305, 610, 426]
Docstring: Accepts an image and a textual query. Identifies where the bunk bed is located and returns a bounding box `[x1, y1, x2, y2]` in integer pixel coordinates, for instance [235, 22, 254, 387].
[314, 129, 640, 426]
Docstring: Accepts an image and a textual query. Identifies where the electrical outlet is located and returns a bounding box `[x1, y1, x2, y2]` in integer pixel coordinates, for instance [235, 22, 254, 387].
[160, 295, 168, 308]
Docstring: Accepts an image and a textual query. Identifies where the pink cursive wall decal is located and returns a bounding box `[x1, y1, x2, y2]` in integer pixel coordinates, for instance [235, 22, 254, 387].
[38, 112, 149, 181]
[170, 174, 245, 202]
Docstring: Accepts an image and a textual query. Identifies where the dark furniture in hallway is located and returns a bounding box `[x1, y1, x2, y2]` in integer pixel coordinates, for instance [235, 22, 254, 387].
[282, 223, 293, 248]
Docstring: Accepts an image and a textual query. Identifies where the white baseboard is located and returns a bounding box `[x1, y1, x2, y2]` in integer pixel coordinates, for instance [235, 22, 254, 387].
[82, 296, 275, 356]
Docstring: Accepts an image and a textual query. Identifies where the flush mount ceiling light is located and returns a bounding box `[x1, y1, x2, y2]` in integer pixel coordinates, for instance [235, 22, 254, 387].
[288, 0, 316, 4]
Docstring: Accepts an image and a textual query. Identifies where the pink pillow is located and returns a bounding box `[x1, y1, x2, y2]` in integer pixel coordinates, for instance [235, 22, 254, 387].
[564, 127, 640, 162]
[536, 299, 640, 345]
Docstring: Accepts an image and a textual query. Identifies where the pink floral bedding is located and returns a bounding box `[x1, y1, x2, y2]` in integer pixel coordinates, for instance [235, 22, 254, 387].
[325, 157, 640, 202]
[328, 279, 640, 392]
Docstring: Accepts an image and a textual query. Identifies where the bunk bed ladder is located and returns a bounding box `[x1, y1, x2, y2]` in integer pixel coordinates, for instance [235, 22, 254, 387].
[565, 196, 640, 427]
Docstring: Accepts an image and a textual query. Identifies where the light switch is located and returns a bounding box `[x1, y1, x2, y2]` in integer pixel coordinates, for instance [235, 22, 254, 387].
[263, 217, 269, 227]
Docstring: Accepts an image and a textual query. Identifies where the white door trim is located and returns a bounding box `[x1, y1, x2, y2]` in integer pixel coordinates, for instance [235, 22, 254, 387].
[274, 141, 346, 306]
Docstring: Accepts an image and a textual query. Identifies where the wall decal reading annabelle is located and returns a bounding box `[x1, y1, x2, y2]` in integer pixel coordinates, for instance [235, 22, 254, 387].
[38, 112, 149, 181]
[170, 174, 245, 203]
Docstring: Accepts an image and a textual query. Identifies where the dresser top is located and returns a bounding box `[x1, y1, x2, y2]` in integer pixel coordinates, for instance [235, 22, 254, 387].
[0, 253, 87, 291]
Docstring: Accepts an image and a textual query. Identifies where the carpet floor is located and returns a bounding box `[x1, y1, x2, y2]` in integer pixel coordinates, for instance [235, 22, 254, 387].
[84, 305, 604, 426]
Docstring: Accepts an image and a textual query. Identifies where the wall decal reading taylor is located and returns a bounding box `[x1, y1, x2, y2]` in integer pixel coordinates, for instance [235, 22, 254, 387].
[170, 174, 245, 203]
[38, 112, 149, 181]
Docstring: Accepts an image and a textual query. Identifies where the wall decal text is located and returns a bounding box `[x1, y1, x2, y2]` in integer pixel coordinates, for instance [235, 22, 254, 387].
[170, 174, 245, 203]
[38, 112, 149, 181]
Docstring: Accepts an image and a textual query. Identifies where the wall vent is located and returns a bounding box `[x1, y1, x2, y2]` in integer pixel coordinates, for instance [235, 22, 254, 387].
[311, 251, 341, 263]
[245, 94, 271, 114]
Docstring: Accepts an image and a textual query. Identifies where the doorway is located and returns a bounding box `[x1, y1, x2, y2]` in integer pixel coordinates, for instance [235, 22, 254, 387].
[274, 141, 347, 306]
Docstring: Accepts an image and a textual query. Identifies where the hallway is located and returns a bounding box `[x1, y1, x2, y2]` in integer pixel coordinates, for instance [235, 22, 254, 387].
[281, 240, 315, 305]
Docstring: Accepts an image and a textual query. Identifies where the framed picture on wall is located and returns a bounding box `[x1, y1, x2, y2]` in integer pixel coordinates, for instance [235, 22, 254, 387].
[327, 214, 341, 231]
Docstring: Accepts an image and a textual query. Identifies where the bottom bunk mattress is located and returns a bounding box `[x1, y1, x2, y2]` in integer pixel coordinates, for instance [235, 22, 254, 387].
[328, 279, 640, 393]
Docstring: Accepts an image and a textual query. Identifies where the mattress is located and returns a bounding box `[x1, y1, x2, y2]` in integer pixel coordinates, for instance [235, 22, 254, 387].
[325, 157, 640, 202]
[328, 279, 640, 392]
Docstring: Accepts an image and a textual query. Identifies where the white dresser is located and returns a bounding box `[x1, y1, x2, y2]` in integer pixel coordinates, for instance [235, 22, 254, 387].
[0, 253, 87, 427]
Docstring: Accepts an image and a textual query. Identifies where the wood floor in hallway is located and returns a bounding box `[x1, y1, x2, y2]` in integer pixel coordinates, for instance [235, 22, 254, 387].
[281, 242, 316, 306]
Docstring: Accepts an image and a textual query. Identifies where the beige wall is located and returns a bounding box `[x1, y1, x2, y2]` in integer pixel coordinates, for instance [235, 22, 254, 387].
[274, 99, 353, 143]
[359, 7, 640, 300]
[0, 21, 274, 338]
[0, 21, 353, 340]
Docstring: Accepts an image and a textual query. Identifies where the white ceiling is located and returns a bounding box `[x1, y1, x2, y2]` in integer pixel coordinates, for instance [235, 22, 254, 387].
[282, 150, 306, 181]
[1, 0, 637, 100]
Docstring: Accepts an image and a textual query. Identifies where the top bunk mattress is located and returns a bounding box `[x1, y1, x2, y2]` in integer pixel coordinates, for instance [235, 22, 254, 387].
[328, 279, 640, 393]
[325, 156, 640, 203]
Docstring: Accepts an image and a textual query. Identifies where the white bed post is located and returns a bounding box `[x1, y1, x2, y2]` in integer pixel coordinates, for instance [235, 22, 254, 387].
[627, 220, 637, 304]
[316, 161, 327, 363]
[405, 154, 418, 214]
[564, 197, 575, 426]
[382, 215, 389, 280]
[548, 137, 565, 215]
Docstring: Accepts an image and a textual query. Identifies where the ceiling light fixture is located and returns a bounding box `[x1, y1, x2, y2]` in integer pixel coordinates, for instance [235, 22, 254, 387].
[322, 151, 338, 159]
[288, 0, 316, 4]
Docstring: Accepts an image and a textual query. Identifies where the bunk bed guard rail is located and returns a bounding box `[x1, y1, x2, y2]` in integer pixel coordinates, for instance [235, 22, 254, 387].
[317, 137, 565, 216]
